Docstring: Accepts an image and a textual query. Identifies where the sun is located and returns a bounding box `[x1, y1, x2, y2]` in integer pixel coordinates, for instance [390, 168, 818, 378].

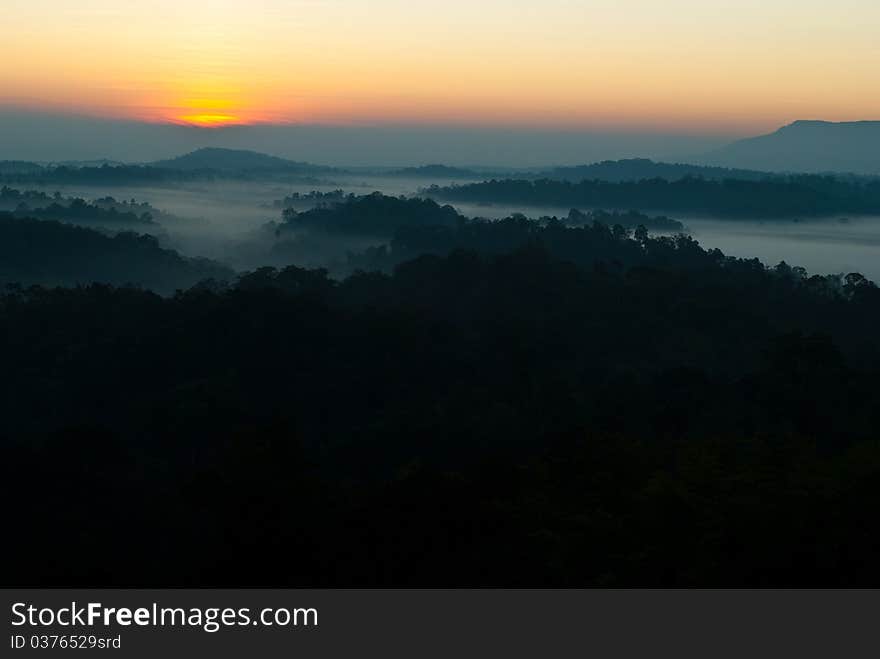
[177, 113, 242, 128]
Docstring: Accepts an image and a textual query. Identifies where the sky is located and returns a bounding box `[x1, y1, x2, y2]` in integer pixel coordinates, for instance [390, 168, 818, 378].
[3, 0, 879, 135]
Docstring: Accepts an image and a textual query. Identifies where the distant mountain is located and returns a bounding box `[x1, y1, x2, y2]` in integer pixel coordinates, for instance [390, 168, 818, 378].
[48, 159, 126, 168]
[539, 158, 772, 182]
[0, 161, 45, 175]
[704, 121, 880, 175]
[0, 108, 729, 167]
[151, 147, 333, 173]
[428, 175, 880, 218]
[387, 164, 482, 178]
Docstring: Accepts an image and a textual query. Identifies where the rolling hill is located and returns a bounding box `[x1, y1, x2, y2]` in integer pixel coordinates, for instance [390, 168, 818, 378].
[151, 147, 334, 173]
[0, 213, 233, 293]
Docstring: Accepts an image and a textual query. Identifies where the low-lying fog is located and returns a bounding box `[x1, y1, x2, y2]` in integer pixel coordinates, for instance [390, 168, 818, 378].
[454, 200, 880, 282]
[686, 217, 880, 283]
[30, 175, 880, 283]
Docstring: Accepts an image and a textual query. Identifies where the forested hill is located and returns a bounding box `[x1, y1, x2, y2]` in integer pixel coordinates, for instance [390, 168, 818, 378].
[0, 213, 232, 293]
[0, 149, 336, 185]
[427, 175, 880, 217]
[151, 147, 334, 174]
[1, 186, 179, 227]
[344, 213, 689, 273]
[539, 158, 773, 182]
[277, 193, 463, 236]
[274, 193, 682, 242]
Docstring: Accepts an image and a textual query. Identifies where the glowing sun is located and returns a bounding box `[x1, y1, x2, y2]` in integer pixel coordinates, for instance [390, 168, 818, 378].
[177, 113, 241, 127]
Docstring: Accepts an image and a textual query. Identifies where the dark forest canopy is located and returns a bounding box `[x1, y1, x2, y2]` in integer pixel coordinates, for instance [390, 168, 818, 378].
[90, 195, 176, 223]
[346, 213, 694, 273]
[427, 175, 880, 217]
[0, 213, 232, 293]
[0, 185, 57, 209]
[0, 164, 203, 185]
[271, 189, 348, 209]
[2, 199, 156, 229]
[14, 199, 154, 226]
[1, 186, 159, 226]
[277, 193, 463, 236]
[537, 158, 775, 182]
[274, 193, 683, 243]
[0, 160, 45, 175]
[2, 235, 880, 586]
[566, 208, 683, 231]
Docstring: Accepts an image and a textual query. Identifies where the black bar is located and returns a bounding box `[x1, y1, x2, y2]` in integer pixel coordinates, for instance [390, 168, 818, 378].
[3, 589, 877, 658]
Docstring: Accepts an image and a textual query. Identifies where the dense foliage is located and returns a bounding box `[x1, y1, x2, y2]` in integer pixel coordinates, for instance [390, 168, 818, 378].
[278, 192, 462, 236]
[566, 208, 683, 230]
[345, 212, 702, 273]
[428, 175, 880, 217]
[539, 158, 774, 182]
[0, 185, 59, 210]
[0, 164, 201, 185]
[275, 194, 682, 249]
[8, 197, 155, 226]
[0, 213, 232, 293]
[3, 219, 880, 586]
[272, 189, 348, 209]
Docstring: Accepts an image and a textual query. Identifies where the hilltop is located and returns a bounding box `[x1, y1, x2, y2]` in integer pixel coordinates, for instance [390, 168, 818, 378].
[151, 147, 334, 173]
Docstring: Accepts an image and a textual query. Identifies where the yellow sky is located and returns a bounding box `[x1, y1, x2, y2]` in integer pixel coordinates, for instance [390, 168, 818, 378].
[3, 0, 879, 132]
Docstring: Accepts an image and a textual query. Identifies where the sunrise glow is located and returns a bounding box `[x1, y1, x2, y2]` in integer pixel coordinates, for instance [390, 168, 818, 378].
[2, 0, 880, 133]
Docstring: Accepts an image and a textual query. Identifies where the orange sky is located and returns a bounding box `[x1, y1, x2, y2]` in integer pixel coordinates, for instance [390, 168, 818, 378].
[3, 0, 879, 133]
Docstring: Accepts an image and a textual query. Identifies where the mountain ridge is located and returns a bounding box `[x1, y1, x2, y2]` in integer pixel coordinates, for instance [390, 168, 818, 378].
[703, 120, 880, 174]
